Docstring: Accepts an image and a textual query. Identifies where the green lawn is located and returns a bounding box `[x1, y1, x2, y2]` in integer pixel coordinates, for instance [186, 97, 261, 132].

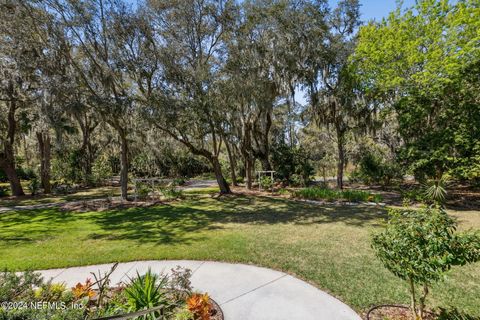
[0, 194, 479, 315]
[0, 185, 121, 207]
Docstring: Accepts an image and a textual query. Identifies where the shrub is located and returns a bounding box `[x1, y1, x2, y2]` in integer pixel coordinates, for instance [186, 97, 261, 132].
[186, 293, 211, 320]
[122, 269, 170, 318]
[0, 268, 201, 320]
[271, 142, 314, 186]
[372, 207, 480, 320]
[0, 169, 7, 183]
[0, 186, 8, 197]
[259, 176, 273, 191]
[352, 151, 403, 186]
[27, 178, 40, 196]
[92, 154, 114, 186]
[0, 271, 43, 302]
[400, 187, 426, 203]
[136, 183, 152, 200]
[159, 185, 184, 200]
[168, 267, 193, 303]
[35, 282, 67, 302]
[293, 187, 381, 203]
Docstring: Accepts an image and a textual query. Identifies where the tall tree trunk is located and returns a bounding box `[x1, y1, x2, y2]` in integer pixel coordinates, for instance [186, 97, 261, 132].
[119, 130, 129, 201]
[23, 135, 30, 168]
[210, 156, 231, 194]
[82, 129, 92, 178]
[224, 138, 238, 186]
[336, 126, 345, 189]
[245, 156, 253, 189]
[36, 131, 51, 194]
[76, 114, 97, 185]
[0, 101, 24, 196]
[0, 152, 24, 196]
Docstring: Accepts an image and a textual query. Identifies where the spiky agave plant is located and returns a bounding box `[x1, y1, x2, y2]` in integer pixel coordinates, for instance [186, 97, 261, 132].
[123, 269, 170, 319]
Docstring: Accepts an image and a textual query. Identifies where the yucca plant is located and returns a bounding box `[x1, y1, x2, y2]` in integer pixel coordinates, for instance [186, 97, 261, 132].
[423, 176, 448, 206]
[122, 269, 170, 319]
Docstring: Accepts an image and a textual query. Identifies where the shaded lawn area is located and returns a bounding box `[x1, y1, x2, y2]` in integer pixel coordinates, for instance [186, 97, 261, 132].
[0, 186, 121, 207]
[0, 195, 479, 316]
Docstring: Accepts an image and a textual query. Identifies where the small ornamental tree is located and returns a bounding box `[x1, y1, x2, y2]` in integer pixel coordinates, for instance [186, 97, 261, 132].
[372, 207, 480, 320]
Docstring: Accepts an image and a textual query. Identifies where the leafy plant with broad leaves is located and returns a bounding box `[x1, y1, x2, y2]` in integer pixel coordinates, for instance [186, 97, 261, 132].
[372, 207, 480, 320]
[259, 176, 274, 191]
[187, 293, 212, 320]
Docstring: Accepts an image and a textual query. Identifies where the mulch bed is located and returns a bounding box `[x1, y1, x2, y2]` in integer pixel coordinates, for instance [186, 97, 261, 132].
[210, 298, 224, 320]
[60, 199, 164, 212]
[365, 305, 436, 320]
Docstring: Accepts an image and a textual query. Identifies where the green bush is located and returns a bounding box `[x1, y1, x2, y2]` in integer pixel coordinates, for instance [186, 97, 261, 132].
[293, 187, 381, 202]
[92, 154, 114, 185]
[400, 187, 426, 203]
[0, 186, 8, 197]
[0, 271, 43, 302]
[271, 142, 314, 186]
[0, 268, 197, 320]
[159, 185, 184, 200]
[372, 207, 480, 320]
[259, 176, 273, 191]
[136, 183, 152, 200]
[352, 151, 403, 186]
[28, 178, 40, 196]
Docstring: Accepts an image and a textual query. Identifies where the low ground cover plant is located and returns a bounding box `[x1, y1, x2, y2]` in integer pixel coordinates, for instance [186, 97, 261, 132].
[0, 266, 214, 320]
[293, 187, 382, 203]
[372, 207, 480, 320]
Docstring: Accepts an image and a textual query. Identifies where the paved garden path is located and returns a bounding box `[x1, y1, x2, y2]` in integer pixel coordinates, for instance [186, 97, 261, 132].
[37, 260, 361, 320]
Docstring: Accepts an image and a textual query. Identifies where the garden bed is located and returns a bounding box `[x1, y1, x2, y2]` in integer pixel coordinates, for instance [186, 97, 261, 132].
[59, 198, 164, 212]
[365, 305, 436, 320]
[0, 265, 219, 320]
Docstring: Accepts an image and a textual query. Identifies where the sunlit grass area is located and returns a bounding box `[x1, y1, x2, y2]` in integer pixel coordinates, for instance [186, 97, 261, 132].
[0, 194, 478, 315]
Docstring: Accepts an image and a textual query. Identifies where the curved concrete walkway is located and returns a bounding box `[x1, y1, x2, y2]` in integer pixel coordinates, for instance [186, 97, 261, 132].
[37, 260, 361, 320]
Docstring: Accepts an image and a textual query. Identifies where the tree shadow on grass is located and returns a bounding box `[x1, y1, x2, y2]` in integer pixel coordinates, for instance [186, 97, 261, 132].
[88, 204, 223, 245]
[0, 209, 79, 244]
[89, 195, 387, 245]
[209, 195, 388, 226]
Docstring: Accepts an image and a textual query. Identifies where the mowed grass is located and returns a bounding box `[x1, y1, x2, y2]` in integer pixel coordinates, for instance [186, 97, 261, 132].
[0, 185, 121, 207]
[0, 195, 479, 315]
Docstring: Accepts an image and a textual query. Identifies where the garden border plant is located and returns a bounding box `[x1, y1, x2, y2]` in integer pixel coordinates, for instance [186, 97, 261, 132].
[0, 264, 222, 320]
[371, 207, 480, 320]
